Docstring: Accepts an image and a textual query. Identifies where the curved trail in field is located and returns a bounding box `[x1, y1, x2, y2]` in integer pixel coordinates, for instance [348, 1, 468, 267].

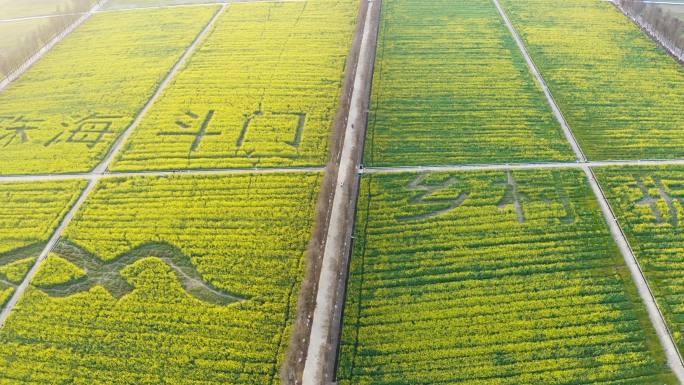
[44, 241, 245, 305]
[492, 0, 684, 382]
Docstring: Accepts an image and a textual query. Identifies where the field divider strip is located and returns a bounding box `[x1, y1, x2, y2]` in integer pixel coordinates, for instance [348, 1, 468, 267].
[362, 159, 684, 174]
[302, 0, 380, 383]
[94, 3, 227, 173]
[491, 0, 586, 162]
[493, 0, 684, 380]
[0, 0, 109, 93]
[10, 158, 684, 183]
[96, 1, 229, 13]
[107, 166, 325, 178]
[584, 165, 684, 382]
[0, 178, 97, 328]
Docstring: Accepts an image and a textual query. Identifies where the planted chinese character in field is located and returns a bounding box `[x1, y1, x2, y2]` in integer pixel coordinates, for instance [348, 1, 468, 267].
[237, 108, 307, 157]
[596, 167, 684, 355]
[397, 173, 468, 221]
[158, 110, 219, 153]
[0, 115, 43, 147]
[496, 170, 528, 223]
[45, 113, 122, 149]
[338, 169, 677, 384]
[629, 174, 681, 227]
[112, 1, 358, 171]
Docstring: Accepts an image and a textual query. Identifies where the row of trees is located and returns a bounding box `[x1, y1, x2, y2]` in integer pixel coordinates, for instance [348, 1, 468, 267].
[618, 0, 684, 60]
[0, 0, 96, 79]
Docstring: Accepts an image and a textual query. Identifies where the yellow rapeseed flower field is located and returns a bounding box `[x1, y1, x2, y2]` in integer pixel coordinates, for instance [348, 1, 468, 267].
[0, 173, 320, 384]
[0, 180, 85, 310]
[0, 7, 217, 175]
[112, 1, 358, 171]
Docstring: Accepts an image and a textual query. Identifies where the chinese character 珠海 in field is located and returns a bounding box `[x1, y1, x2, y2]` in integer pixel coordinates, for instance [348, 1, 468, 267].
[45, 113, 122, 148]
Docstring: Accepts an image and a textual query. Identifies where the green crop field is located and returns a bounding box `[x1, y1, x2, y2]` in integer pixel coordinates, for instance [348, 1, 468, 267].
[499, 0, 684, 161]
[338, 170, 676, 384]
[0, 0, 98, 81]
[363, 0, 574, 167]
[0, 18, 53, 78]
[0, 18, 52, 50]
[660, 4, 684, 24]
[595, 166, 684, 355]
[111, 0, 358, 171]
[0, 173, 320, 384]
[0, 6, 217, 175]
[0, 180, 85, 310]
[0, 0, 95, 19]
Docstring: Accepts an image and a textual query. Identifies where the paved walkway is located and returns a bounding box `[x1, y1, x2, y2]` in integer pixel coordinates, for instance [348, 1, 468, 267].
[302, 0, 379, 383]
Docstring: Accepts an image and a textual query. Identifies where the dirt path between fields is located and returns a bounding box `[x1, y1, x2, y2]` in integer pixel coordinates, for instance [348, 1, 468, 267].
[300, 1, 380, 384]
[362, 159, 684, 174]
[280, 0, 370, 382]
[9, 159, 684, 184]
